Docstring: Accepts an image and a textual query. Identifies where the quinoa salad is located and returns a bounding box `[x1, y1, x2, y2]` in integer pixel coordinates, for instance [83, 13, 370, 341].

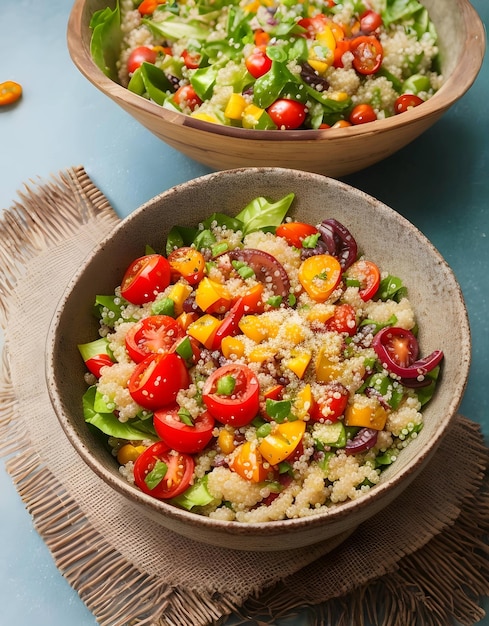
[78, 194, 444, 522]
[90, 0, 443, 130]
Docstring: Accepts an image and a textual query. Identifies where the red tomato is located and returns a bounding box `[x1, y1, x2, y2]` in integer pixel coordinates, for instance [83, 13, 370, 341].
[128, 352, 190, 410]
[297, 14, 327, 38]
[125, 315, 184, 363]
[153, 406, 215, 453]
[310, 382, 349, 422]
[202, 364, 260, 427]
[211, 297, 246, 350]
[275, 222, 319, 248]
[133, 442, 194, 499]
[182, 49, 202, 69]
[245, 51, 272, 78]
[360, 10, 383, 34]
[173, 85, 203, 112]
[120, 254, 171, 305]
[394, 93, 425, 114]
[138, 0, 165, 15]
[168, 246, 206, 284]
[85, 354, 114, 378]
[350, 36, 383, 75]
[346, 259, 381, 301]
[375, 327, 419, 369]
[325, 303, 358, 336]
[349, 103, 377, 125]
[267, 99, 307, 130]
[127, 46, 157, 74]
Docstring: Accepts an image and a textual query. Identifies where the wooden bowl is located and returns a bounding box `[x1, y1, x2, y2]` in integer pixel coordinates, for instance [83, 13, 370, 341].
[66, 0, 485, 177]
[46, 168, 471, 551]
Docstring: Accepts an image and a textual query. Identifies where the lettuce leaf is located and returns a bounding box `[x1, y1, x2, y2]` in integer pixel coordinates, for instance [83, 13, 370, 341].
[235, 193, 295, 236]
[89, 1, 122, 81]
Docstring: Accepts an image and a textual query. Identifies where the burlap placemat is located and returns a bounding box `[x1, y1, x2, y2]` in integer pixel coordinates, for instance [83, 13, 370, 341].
[1, 166, 489, 626]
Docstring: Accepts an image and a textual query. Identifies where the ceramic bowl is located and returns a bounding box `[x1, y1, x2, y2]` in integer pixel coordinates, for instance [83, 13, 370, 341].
[66, 0, 485, 177]
[46, 168, 471, 551]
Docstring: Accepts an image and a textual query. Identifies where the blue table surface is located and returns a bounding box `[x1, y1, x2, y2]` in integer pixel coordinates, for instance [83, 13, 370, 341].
[0, 2, 487, 624]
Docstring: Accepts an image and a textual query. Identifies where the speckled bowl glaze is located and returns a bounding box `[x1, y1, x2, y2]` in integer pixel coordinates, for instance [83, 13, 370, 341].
[46, 168, 471, 551]
[66, 0, 485, 177]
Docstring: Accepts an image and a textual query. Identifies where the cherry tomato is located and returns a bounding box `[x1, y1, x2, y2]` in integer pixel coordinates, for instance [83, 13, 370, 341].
[229, 441, 269, 483]
[275, 222, 319, 248]
[310, 382, 349, 422]
[173, 85, 203, 112]
[202, 364, 260, 427]
[349, 103, 377, 125]
[120, 254, 171, 305]
[168, 246, 206, 284]
[182, 49, 202, 69]
[325, 303, 358, 336]
[125, 315, 184, 363]
[0, 81, 22, 106]
[346, 259, 381, 301]
[350, 36, 383, 75]
[360, 10, 383, 34]
[128, 352, 190, 410]
[297, 14, 327, 38]
[127, 46, 157, 74]
[153, 406, 215, 453]
[298, 254, 342, 302]
[254, 29, 270, 48]
[374, 327, 419, 369]
[138, 0, 166, 15]
[211, 297, 246, 350]
[134, 442, 194, 499]
[394, 93, 425, 114]
[267, 99, 307, 130]
[84, 354, 114, 378]
[245, 51, 272, 78]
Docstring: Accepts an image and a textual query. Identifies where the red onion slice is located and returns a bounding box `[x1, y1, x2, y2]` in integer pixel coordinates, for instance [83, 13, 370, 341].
[228, 248, 291, 298]
[345, 427, 378, 454]
[318, 219, 358, 270]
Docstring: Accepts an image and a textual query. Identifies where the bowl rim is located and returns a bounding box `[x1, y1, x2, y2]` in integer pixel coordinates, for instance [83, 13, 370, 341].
[66, 0, 486, 142]
[46, 167, 472, 537]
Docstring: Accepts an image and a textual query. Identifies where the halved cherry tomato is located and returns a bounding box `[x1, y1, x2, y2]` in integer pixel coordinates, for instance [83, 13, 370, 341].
[394, 93, 425, 114]
[153, 406, 215, 453]
[202, 364, 260, 427]
[128, 352, 189, 410]
[229, 441, 269, 483]
[346, 259, 381, 301]
[173, 85, 203, 112]
[275, 222, 319, 248]
[211, 297, 246, 350]
[267, 99, 307, 130]
[360, 10, 383, 34]
[298, 254, 342, 302]
[125, 315, 184, 363]
[0, 81, 22, 106]
[85, 354, 114, 378]
[168, 246, 205, 284]
[297, 14, 327, 38]
[138, 0, 166, 15]
[182, 49, 202, 69]
[120, 254, 171, 305]
[350, 36, 383, 75]
[324, 303, 357, 335]
[310, 382, 349, 422]
[134, 442, 194, 499]
[245, 50, 272, 78]
[127, 46, 157, 74]
[349, 103, 377, 125]
[374, 327, 419, 369]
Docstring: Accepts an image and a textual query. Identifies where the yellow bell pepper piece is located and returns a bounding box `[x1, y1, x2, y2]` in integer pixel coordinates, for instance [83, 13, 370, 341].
[242, 104, 266, 129]
[117, 443, 147, 465]
[168, 283, 193, 316]
[258, 420, 306, 465]
[221, 336, 245, 359]
[294, 383, 313, 420]
[248, 346, 276, 363]
[195, 277, 233, 314]
[282, 321, 307, 346]
[190, 112, 220, 124]
[229, 441, 269, 482]
[284, 350, 311, 379]
[176, 311, 198, 331]
[217, 428, 236, 454]
[316, 25, 337, 51]
[187, 314, 221, 348]
[315, 346, 343, 382]
[345, 401, 388, 431]
[225, 93, 248, 120]
[308, 59, 329, 75]
[239, 315, 269, 342]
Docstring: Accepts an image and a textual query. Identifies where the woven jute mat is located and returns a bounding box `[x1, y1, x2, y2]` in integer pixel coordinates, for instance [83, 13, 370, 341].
[1, 166, 489, 626]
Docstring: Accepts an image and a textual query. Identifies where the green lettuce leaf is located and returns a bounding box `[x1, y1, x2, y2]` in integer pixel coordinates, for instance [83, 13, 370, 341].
[89, 1, 122, 81]
[235, 193, 295, 236]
